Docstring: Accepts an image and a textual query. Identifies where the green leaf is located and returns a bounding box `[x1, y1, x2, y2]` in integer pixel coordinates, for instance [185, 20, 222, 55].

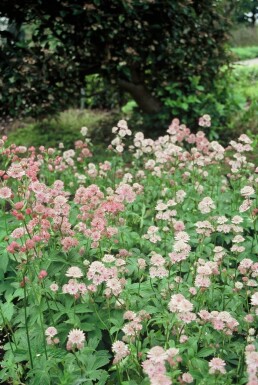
[197, 347, 215, 358]
[74, 304, 94, 314]
[190, 358, 208, 374]
[0, 301, 14, 322]
[92, 351, 110, 370]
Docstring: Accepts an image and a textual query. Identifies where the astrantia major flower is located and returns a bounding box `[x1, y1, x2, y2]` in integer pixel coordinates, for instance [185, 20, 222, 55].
[209, 357, 226, 374]
[240, 186, 255, 197]
[66, 266, 83, 278]
[0, 187, 12, 199]
[67, 328, 85, 350]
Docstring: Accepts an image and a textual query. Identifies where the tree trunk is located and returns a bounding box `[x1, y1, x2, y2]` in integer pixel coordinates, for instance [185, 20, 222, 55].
[117, 79, 161, 114]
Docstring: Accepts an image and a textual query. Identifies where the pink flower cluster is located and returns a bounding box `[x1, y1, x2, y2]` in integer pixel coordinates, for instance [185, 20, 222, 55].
[245, 345, 258, 385]
[112, 340, 130, 364]
[168, 294, 196, 324]
[110, 120, 132, 153]
[74, 184, 125, 248]
[86, 260, 124, 297]
[198, 197, 215, 214]
[199, 114, 211, 127]
[143, 226, 161, 243]
[142, 346, 180, 385]
[169, 230, 191, 264]
[122, 310, 150, 342]
[195, 259, 219, 288]
[45, 326, 59, 345]
[199, 310, 239, 335]
[208, 357, 226, 374]
[149, 252, 168, 278]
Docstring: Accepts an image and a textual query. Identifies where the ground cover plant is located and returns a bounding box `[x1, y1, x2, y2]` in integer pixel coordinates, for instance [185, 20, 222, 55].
[0, 118, 257, 385]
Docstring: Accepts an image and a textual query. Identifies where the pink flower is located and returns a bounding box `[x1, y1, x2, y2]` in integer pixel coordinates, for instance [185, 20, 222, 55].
[241, 186, 255, 197]
[199, 114, 211, 127]
[66, 266, 83, 278]
[106, 278, 122, 296]
[11, 227, 25, 239]
[198, 310, 211, 321]
[239, 199, 251, 213]
[123, 311, 136, 320]
[245, 314, 254, 323]
[251, 293, 258, 306]
[138, 258, 146, 269]
[50, 283, 59, 292]
[150, 253, 166, 266]
[179, 335, 188, 343]
[209, 357, 226, 374]
[67, 328, 85, 350]
[198, 197, 215, 214]
[7, 163, 25, 178]
[0, 187, 12, 199]
[112, 341, 130, 363]
[115, 183, 136, 203]
[147, 346, 168, 363]
[45, 327, 57, 337]
[173, 221, 185, 231]
[168, 294, 194, 313]
[38, 270, 48, 279]
[61, 237, 79, 251]
[182, 372, 193, 383]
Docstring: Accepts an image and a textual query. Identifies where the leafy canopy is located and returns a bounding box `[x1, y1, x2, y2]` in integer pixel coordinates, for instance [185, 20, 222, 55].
[0, 0, 233, 118]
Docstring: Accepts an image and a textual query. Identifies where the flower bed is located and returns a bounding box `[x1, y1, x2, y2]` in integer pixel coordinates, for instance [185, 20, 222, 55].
[0, 118, 257, 385]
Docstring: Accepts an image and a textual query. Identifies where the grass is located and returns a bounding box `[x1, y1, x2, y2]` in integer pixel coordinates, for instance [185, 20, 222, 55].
[6, 109, 119, 148]
[231, 46, 258, 60]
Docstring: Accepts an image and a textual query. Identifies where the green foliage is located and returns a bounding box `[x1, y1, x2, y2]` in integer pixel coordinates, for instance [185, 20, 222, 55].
[227, 64, 258, 137]
[231, 46, 258, 60]
[0, 0, 233, 119]
[5, 60, 258, 147]
[118, 62, 258, 143]
[84, 75, 126, 110]
[232, 0, 258, 25]
[127, 69, 239, 141]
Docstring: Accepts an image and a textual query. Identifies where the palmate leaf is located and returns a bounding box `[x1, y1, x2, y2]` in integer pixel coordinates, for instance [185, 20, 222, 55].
[74, 350, 110, 385]
[86, 369, 109, 383]
[190, 357, 209, 374]
[26, 356, 52, 385]
[90, 351, 110, 371]
[86, 336, 101, 350]
[78, 348, 110, 370]
[74, 369, 109, 385]
[27, 370, 51, 385]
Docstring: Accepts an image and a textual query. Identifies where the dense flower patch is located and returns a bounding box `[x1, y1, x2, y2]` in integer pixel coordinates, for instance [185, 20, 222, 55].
[0, 118, 257, 385]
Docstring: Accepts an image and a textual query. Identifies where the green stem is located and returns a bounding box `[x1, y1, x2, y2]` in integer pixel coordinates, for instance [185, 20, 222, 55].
[38, 301, 48, 360]
[23, 277, 34, 369]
